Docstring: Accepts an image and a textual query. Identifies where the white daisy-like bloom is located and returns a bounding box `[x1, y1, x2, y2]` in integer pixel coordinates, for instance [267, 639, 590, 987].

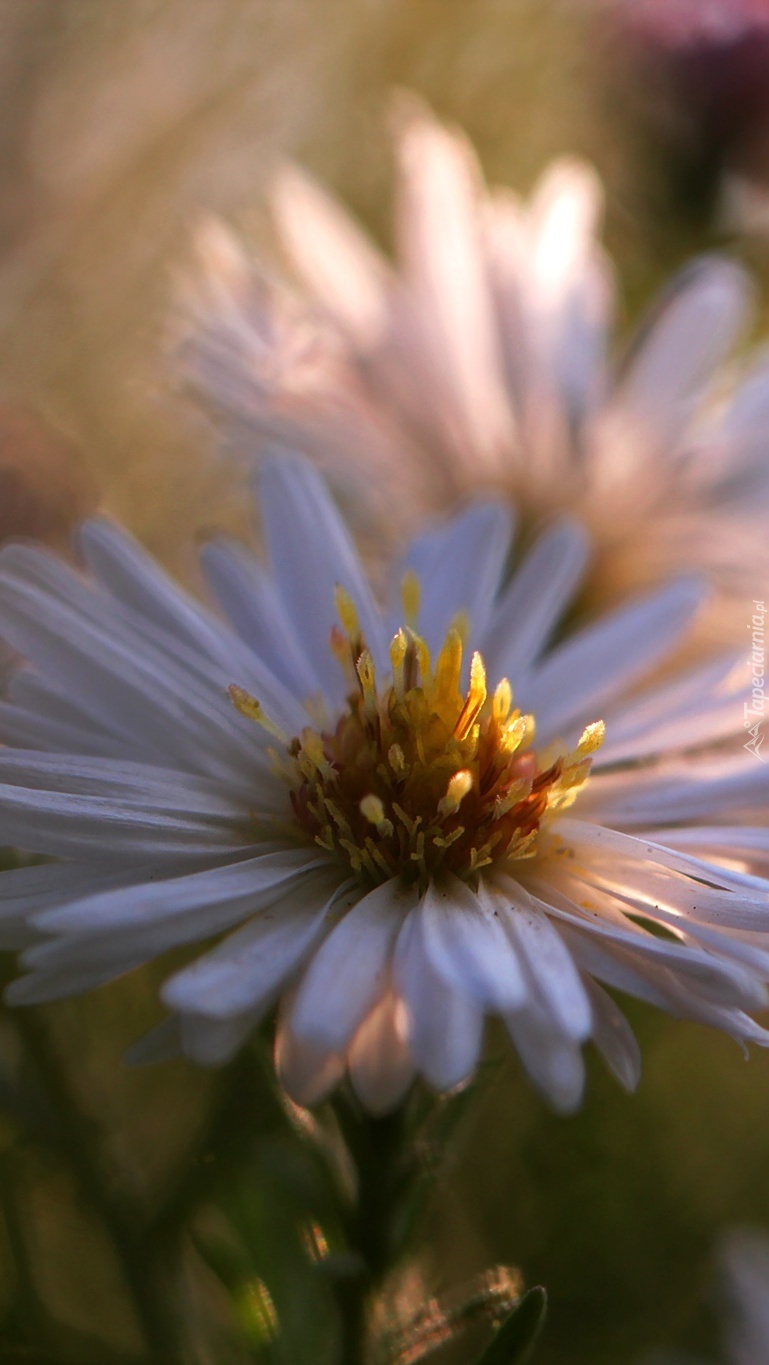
[181, 104, 769, 643]
[645, 1229, 769, 1365]
[0, 458, 768, 1116]
[719, 1229, 769, 1365]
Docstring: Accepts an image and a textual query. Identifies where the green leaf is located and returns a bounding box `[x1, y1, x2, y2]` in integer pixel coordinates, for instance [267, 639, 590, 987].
[473, 1288, 547, 1365]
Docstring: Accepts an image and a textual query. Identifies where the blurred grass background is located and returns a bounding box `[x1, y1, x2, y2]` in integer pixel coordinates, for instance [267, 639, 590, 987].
[1, 1, 768, 1361]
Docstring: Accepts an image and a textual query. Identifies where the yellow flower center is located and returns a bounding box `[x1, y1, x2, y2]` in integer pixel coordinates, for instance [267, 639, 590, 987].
[230, 582, 604, 891]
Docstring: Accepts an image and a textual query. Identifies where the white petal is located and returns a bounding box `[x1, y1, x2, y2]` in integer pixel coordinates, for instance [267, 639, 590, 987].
[35, 848, 324, 934]
[394, 907, 484, 1091]
[291, 879, 415, 1052]
[561, 921, 769, 1048]
[180, 1011, 257, 1067]
[200, 539, 319, 698]
[0, 551, 299, 776]
[397, 501, 513, 656]
[504, 999, 586, 1114]
[272, 163, 390, 340]
[0, 860, 148, 947]
[528, 875, 767, 1011]
[13, 864, 330, 1001]
[583, 978, 641, 1092]
[419, 875, 527, 1012]
[584, 762, 769, 827]
[395, 108, 516, 466]
[494, 878, 592, 1041]
[618, 257, 752, 448]
[259, 456, 388, 700]
[79, 519, 240, 666]
[597, 651, 746, 763]
[124, 1017, 182, 1066]
[483, 519, 589, 681]
[161, 873, 341, 1018]
[348, 992, 415, 1116]
[520, 576, 705, 741]
[275, 996, 345, 1106]
[0, 777, 245, 861]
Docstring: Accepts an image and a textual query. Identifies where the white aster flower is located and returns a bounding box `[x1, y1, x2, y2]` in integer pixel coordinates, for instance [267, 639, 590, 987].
[0, 459, 768, 1115]
[719, 1229, 769, 1365]
[182, 104, 769, 645]
[644, 1228, 769, 1365]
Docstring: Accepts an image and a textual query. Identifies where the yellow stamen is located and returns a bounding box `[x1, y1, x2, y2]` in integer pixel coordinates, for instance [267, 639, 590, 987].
[232, 588, 604, 891]
[334, 585, 360, 642]
[388, 744, 406, 774]
[501, 713, 535, 754]
[401, 571, 421, 628]
[360, 793, 394, 837]
[454, 652, 487, 740]
[355, 650, 379, 722]
[434, 628, 463, 704]
[228, 685, 289, 743]
[493, 777, 532, 817]
[438, 769, 474, 818]
[574, 720, 606, 757]
[300, 728, 334, 779]
[492, 678, 513, 724]
[390, 629, 408, 697]
[450, 609, 470, 647]
[403, 630, 430, 691]
[360, 793, 386, 826]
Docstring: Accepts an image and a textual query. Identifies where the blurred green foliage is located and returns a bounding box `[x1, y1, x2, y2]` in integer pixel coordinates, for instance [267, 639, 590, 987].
[0, 2, 768, 1362]
[1, 978, 769, 1362]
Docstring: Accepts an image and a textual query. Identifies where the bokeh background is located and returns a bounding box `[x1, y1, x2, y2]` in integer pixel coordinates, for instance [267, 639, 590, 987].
[1, 1, 769, 1361]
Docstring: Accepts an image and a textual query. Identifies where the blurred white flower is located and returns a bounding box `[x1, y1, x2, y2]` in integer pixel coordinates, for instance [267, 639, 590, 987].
[719, 1229, 769, 1365]
[1, 460, 768, 1114]
[644, 1228, 769, 1365]
[181, 105, 769, 646]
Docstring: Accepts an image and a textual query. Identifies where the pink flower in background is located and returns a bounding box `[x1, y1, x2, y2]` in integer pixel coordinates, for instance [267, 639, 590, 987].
[181, 106, 769, 649]
[600, 0, 769, 229]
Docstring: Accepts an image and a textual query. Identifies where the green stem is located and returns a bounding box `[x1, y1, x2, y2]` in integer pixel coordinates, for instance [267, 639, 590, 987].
[331, 1098, 411, 1365]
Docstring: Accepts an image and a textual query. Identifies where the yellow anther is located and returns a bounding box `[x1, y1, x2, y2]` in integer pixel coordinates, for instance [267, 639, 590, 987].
[403, 630, 430, 691]
[389, 629, 407, 668]
[449, 609, 470, 647]
[438, 769, 474, 818]
[434, 628, 463, 703]
[492, 678, 513, 724]
[325, 800, 353, 836]
[360, 794, 394, 837]
[355, 650, 379, 720]
[390, 628, 408, 696]
[501, 713, 535, 754]
[360, 794, 386, 826]
[454, 652, 487, 740]
[509, 829, 539, 859]
[329, 625, 355, 680]
[266, 582, 604, 890]
[388, 744, 406, 774]
[470, 651, 486, 695]
[401, 571, 421, 628]
[300, 728, 334, 779]
[334, 585, 361, 642]
[557, 758, 592, 793]
[228, 685, 289, 743]
[573, 720, 606, 757]
[392, 803, 419, 835]
[432, 827, 464, 850]
[493, 777, 532, 817]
